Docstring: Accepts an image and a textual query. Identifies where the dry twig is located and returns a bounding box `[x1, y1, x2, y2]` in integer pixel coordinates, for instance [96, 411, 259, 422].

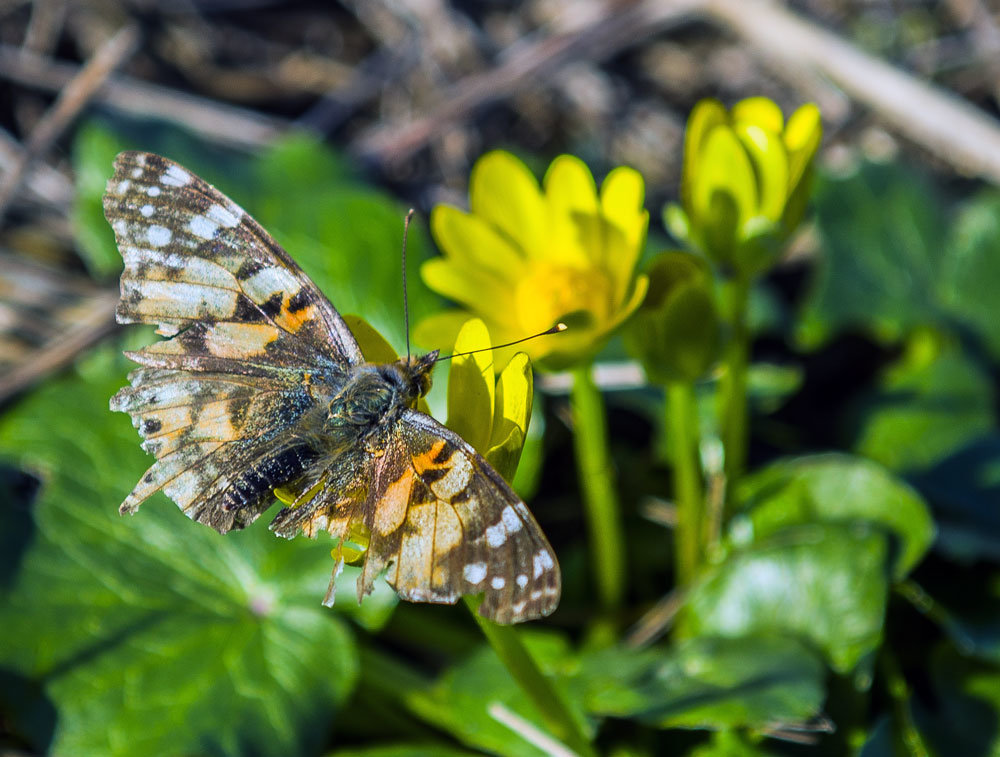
[0, 40, 289, 151]
[0, 23, 138, 224]
[353, 0, 701, 166]
[702, 0, 1000, 183]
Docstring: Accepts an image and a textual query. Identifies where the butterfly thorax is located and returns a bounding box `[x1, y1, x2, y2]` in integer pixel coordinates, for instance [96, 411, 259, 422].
[325, 351, 438, 433]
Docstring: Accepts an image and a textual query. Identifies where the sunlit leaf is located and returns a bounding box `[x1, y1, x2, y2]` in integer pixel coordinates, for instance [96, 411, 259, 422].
[0, 350, 358, 757]
[582, 635, 825, 729]
[682, 523, 890, 673]
[734, 453, 934, 578]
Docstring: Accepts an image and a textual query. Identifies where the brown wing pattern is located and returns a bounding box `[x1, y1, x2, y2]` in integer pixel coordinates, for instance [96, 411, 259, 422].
[359, 410, 560, 624]
[104, 151, 363, 368]
[111, 367, 320, 532]
[104, 152, 355, 529]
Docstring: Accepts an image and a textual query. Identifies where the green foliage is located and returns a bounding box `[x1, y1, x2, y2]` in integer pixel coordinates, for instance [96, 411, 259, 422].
[0, 348, 358, 756]
[583, 635, 825, 729]
[852, 335, 995, 471]
[9, 114, 1000, 756]
[735, 453, 934, 578]
[683, 524, 890, 673]
[407, 633, 590, 757]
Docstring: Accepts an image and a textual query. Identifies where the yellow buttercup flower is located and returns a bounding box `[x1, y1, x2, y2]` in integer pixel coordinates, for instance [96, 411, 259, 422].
[666, 97, 822, 273]
[416, 151, 649, 370]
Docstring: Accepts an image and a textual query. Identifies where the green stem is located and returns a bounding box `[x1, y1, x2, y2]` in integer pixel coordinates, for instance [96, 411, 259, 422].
[879, 647, 931, 756]
[570, 363, 626, 614]
[719, 274, 751, 506]
[464, 597, 596, 757]
[667, 380, 703, 587]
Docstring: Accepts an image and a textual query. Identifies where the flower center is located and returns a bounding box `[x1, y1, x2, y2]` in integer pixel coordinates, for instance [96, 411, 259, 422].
[515, 263, 613, 334]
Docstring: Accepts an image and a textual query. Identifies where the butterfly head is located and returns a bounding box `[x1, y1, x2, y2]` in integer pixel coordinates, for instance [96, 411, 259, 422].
[400, 351, 439, 404]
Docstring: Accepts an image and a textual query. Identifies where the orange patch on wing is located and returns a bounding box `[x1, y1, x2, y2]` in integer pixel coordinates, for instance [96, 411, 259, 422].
[275, 301, 318, 333]
[375, 468, 413, 535]
[412, 440, 449, 475]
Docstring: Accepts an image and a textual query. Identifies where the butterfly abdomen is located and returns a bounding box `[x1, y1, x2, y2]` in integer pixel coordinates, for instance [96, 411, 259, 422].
[222, 444, 320, 515]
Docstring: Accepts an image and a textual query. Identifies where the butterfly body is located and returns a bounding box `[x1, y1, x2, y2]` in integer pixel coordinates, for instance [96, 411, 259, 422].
[105, 151, 559, 623]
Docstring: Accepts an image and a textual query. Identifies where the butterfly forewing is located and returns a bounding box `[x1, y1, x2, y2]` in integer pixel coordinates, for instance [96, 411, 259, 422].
[107, 151, 561, 623]
[104, 151, 362, 365]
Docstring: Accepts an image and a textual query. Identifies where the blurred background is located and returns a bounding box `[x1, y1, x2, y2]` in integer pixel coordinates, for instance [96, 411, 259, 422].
[2, 1, 1000, 756]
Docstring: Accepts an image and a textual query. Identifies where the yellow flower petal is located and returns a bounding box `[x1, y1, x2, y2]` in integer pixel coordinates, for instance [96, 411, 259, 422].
[445, 318, 495, 456]
[732, 96, 785, 133]
[469, 151, 547, 257]
[682, 98, 727, 212]
[342, 313, 398, 363]
[784, 103, 823, 191]
[692, 125, 758, 231]
[735, 122, 789, 222]
[543, 155, 601, 266]
[413, 309, 472, 353]
[430, 205, 528, 277]
[487, 351, 533, 481]
[421, 258, 514, 313]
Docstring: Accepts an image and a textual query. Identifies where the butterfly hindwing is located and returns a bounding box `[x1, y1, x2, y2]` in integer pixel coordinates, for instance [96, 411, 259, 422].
[360, 410, 560, 624]
[111, 367, 322, 532]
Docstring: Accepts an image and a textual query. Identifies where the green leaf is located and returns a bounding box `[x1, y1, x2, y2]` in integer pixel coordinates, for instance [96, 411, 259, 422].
[582, 635, 825, 729]
[939, 190, 1000, 361]
[909, 434, 1000, 561]
[72, 124, 130, 278]
[329, 746, 481, 757]
[0, 350, 359, 757]
[690, 730, 783, 757]
[734, 453, 934, 578]
[406, 633, 591, 757]
[798, 160, 948, 348]
[917, 647, 1000, 756]
[852, 338, 994, 471]
[682, 523, 891, 673]
[746, 362, 802, 414]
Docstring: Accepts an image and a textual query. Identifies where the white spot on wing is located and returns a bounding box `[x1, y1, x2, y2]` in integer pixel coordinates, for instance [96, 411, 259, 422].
[533, 550, 554, 578]
[147, 225, 172, 247]
[501, 506, 522, 533]
[161, 164, 191, 187]
[117, 179, 131, 193]
[207, 203, 241, 228]
[486, 522, 506, 547]
[140, 204, 155, 217]
[516, 574, 528, 588]
[131, 167, 143, 178]
[112, 220, 126, 235]
[491, 576, 506, 589]
[189, 214, 219, 240]
[463, 562, 487, 585]
[147, 186, 161, 197]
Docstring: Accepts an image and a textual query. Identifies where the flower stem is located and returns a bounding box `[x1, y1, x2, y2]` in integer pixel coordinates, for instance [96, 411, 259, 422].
[719, 274, 751, 506]
[463, 596, 596, 757]
[667, 380, 703, 586]
[570, 363, 626, 614]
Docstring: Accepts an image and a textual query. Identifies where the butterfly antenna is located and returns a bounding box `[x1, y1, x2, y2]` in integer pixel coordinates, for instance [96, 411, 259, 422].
[401, 209, 415, 361]
[435, 323, 567, 363]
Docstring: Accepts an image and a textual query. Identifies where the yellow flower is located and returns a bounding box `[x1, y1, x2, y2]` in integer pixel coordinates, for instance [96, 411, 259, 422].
[416, 151, 649, 370]
[666, 97, 822, 274]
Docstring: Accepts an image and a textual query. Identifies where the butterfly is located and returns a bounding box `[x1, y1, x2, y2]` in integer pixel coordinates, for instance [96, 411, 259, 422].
[104, 151, 560, 624]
